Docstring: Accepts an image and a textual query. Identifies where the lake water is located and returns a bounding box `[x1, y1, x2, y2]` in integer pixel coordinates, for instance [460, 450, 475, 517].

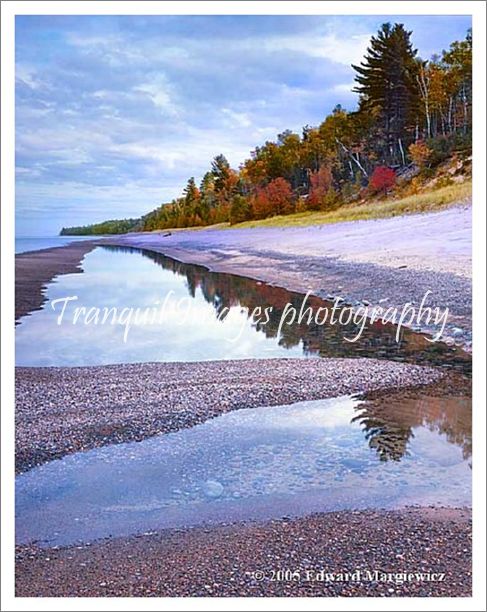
[15, 245, 472, 546]
[15, 235, 97, 254]
[15, 245, 471, 370]
[16, 394, 471, 547]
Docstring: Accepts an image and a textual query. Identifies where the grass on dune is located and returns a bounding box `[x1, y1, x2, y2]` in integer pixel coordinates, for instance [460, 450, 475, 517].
[231, 180, 472, 230]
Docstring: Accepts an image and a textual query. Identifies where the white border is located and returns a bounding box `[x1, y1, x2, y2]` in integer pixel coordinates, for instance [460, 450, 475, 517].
[1, 2, 486, 611]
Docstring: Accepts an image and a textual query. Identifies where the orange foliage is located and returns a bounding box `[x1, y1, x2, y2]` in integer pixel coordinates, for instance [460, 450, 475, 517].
[252, 177, 294, 219]
[307, 165, 333, 210]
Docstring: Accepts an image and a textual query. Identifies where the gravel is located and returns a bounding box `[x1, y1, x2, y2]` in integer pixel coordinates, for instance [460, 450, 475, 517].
[14, 214, 472, 598]
[15, 507, 472, 597]
[15, 241, 98, 322]
[15, 357, 444, 474]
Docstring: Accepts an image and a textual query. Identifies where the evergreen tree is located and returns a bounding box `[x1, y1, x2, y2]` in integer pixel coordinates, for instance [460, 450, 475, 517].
[353, 23, 419, 164]
[211, 154, 231, 192]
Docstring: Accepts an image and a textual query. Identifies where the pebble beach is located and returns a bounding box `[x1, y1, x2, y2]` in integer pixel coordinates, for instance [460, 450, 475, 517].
[16, 508, 471, 597]
[13, 207, 473, 597]
[16, 357, 446, 473]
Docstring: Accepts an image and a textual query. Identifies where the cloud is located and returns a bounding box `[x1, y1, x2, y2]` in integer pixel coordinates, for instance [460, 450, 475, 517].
[264, 32, 371, 65]
[221, 108, 252, 129]
[15, 15, 472, 235]
[332, 82, 356, 95]
[133, 76, 179, 116]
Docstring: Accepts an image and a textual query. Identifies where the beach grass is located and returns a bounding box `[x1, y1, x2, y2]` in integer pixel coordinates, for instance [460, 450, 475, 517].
[230, 180, 471, 230]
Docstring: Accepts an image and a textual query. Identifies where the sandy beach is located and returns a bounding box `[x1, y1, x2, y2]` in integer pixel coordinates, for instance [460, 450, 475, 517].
[109, 204, 472, 277]
[104, 205, 472, 344]
[15, 206, 472, 344]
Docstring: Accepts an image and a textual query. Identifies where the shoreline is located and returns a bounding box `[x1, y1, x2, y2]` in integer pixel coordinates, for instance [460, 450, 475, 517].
[15, 205, 472, 345]
[14, 209, 472, 597]
[104, 205, 472, 346]
[16, 507, 472, 597]
[15, 241, 100, 322]
[16, 357, 453, 474]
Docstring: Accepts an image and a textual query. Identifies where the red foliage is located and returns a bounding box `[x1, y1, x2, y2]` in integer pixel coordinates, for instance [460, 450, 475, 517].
[252, 177, 294, 219]
[368, 166, 396, 193]
[307, 165, 333, 210]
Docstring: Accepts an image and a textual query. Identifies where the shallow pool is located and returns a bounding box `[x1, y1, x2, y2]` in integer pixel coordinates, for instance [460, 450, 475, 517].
[16, 394, 471, 547]
[15, 246, 471, 370]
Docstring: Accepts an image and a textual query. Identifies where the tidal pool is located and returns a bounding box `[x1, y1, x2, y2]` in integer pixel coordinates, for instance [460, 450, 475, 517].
[16, 395, 471, 547]
[15, 245, 470, 370]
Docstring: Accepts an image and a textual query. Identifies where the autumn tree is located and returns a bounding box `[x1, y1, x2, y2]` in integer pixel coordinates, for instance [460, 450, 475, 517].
[252, 177, 294, 219]
[441, 29, 472, 135]
[408, 140, 432, 170]
[229, 194, 251, 225]
[307, 165, 334, 210]
[78, 27, 472, 235]
[368, 166, 396, 194]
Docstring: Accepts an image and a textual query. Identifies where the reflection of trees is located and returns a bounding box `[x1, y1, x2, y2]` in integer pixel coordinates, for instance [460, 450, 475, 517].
[351, 392, 472, 462]
[351, 409, 414, 461]
[101, 245, 471, 373]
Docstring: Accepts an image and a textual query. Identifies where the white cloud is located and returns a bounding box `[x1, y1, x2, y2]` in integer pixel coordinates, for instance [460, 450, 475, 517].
[331, 82, 357, 95]
[15, 64, 46, 90]
[134, 77, 178, 116]
[264, 32, 371, 65]
[108, 142, 186, 170]
[221, 108, 252, 128]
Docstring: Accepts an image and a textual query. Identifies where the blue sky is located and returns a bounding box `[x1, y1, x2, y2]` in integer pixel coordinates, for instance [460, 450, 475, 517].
[15, 15, 471, 235]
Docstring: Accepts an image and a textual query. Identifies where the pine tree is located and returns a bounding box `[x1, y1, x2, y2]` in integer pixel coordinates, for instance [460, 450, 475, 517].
[353, 23, 419, 164]
[211, 154, 231, 192]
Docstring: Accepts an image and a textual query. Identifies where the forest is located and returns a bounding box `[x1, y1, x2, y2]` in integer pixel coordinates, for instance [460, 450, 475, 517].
[60, 24, 472, 236]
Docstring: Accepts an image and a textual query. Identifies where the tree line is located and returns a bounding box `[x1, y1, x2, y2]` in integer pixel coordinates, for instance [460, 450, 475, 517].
[60, 218, 139, 235]
[61, 24, 472, 235]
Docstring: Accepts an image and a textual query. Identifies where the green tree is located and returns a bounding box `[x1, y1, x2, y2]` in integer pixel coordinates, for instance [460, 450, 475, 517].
[229, 194, 250, 225]
[353, 23, 419, 164]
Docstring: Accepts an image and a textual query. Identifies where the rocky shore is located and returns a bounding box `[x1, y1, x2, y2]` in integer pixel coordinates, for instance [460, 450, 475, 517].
[15, 357, 446, 473]
[16, 507, 472, 597]
[15, 241, 99, 322]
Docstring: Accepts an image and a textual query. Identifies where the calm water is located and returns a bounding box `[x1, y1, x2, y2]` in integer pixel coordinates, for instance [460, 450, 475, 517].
[15, 245, 471, 370]
[15, 235, 97, 254]
[15, 245, 472, 545]
[16, 394, 471, 547]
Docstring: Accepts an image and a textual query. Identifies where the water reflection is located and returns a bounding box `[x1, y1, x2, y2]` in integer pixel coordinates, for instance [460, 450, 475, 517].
[107, 246, 471, 373]
[15, 245, 471, 371]
[16, 394, 471, 547]
[352, 393, 472, 462]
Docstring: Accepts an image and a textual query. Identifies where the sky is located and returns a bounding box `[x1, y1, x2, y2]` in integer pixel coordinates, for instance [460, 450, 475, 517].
[15, 14, 471, 236]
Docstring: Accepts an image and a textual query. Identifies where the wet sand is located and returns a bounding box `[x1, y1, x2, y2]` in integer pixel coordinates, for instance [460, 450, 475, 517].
[16, 507, 471, 597]
[15, 241, 99, 322]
